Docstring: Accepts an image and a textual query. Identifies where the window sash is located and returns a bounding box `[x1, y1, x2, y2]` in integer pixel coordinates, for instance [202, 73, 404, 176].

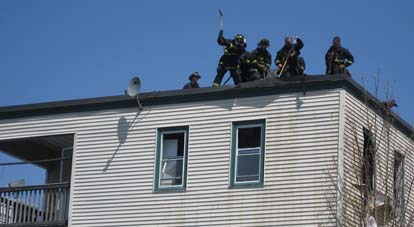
[160, 158, 184, 185]
[236, 154, 260, 180]
[234, 123, 263, 185]
[238, 148, 260, 155]
[157, 130, 187, 189]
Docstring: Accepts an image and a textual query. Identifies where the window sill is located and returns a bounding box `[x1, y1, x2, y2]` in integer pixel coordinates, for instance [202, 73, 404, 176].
[229, 183, 264, 189]
[153, 187, 187, 193]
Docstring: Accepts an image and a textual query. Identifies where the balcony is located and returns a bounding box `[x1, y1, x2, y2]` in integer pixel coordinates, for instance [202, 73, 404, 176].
[0, 183, 69, 227]
[0, 134, 73, 227]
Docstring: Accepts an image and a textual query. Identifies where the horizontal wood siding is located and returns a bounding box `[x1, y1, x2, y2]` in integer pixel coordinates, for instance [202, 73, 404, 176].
[0, 90, 341, 227]
[343, 92, 414, 226]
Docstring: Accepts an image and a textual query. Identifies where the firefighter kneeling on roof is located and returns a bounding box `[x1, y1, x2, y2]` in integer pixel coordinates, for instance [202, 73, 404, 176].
[237, 51, 262, 82]
[251, 38, 272, 79]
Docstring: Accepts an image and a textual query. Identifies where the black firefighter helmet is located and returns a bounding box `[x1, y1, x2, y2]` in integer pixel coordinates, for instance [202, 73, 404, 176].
[258, 38, 270, 47]
[189, 72, 201, 80]
[234, 34, 245, 44]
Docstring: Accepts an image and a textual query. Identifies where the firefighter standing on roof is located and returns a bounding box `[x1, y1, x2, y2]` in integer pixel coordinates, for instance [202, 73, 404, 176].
[213, 31, 246, 87]
[325, 36, 354, 76]
[251, 39, 272, 79]
[183, 72, 201, 89]
[275, 36, 304, 78]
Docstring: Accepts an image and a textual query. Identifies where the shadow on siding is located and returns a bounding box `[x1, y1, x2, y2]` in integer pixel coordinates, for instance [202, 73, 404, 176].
[103, 108, 148, 172]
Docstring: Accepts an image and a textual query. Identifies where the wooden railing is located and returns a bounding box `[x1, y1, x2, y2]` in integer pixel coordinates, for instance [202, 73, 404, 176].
[0, 183, 69, 226]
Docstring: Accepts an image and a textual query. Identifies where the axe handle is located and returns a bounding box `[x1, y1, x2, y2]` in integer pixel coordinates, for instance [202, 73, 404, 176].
[278, 59, 288, 77]
[218, 10, 223, 31]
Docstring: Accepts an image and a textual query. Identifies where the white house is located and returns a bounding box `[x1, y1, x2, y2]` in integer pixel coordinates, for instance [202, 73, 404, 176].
[0, 75, 412, 227]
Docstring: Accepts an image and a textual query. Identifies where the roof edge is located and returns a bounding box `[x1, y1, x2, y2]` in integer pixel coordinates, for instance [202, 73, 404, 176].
[0, 75, 412, 139]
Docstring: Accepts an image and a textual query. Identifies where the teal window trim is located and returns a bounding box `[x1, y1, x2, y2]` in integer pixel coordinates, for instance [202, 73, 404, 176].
[230, 119, 266, 188]
[154, 126, 189, 192]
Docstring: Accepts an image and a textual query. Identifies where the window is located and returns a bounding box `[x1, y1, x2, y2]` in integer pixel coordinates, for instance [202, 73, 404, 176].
[363, 128, 375, 192]
[394, 151, 405, 210]
[230, 119, 265, 188]
[154, 126, 188, 192]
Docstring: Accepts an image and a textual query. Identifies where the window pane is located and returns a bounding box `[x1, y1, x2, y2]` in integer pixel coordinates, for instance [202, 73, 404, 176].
[236, 153, 260, 182]
[363, 128, 374, 191]
[163, 133, 185, 157]
[238, 127, 261, 149]
[160, 159, 183, 186]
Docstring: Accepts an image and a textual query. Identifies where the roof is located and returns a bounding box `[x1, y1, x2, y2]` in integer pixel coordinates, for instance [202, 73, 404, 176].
[0, 75, 413, 138]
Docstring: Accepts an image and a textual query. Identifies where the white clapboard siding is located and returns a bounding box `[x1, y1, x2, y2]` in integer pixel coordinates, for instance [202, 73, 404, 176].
[0, 89, 341, 227]
[343, 91, 414, 227]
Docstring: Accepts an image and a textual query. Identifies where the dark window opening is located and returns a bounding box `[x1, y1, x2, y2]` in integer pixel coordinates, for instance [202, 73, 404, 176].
[238, 127, 261, 149]
[363, 128, 375, 192]
[394, 151, 404, 210]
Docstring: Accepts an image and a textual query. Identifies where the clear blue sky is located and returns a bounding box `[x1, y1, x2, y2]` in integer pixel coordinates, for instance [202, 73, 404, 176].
[0, 0, 413, 186]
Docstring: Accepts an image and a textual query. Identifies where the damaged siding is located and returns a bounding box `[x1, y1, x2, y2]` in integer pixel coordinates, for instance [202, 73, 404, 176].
[342, 91, 414, 226]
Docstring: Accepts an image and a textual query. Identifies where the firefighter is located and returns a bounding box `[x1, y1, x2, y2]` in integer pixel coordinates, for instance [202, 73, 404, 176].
[237, 51, 262, 82]
[274, 36, 304, 78]
[183, 72, 201, 89]
[251, 38, 272, 78]
[212, 31, 247, 87]
[325, 36, 354, 76]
